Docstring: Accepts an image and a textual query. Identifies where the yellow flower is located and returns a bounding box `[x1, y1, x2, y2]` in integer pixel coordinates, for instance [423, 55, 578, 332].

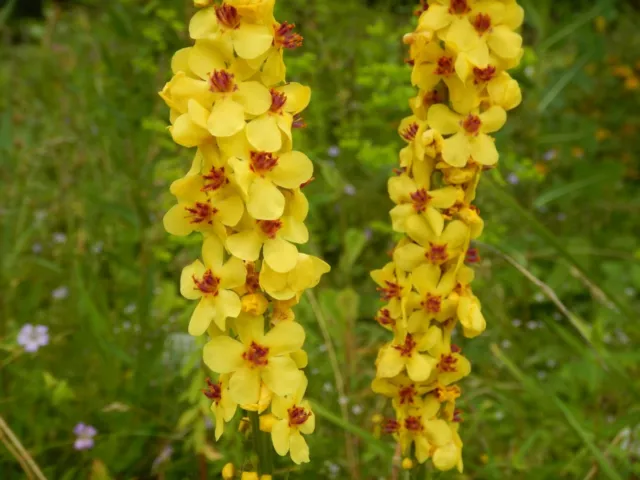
[376, 328, 442, 382]
[230, 151, 313, 220]
[407, 264, 458, 330]
[226, 0, 276, 24]
[226, 215, 308, 273]
[270, 375, 315, 464]
[241, 292, 270, 315]
[371, 262, 413, 319]
[388, 173, 462, 235]
[189, 4, 274, 60]
[204, 375, 237, 440]
[371, 373, 430, 411]
[180, 237, 246, 335]
[246, 83, 311, 152]
[427, 104, 506, 167]
[393, 218, 469, 271]
[432, 423, 464, 472]
[202, 313, 304, 404]
[411, 42, 467, 99]
[221, 462, 236, 479]
[259, 253, 330, 300]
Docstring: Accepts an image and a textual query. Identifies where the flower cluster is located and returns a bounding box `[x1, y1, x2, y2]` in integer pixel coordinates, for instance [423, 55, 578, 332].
[370, 0, 523, 471]
[159, 0, 329, 466]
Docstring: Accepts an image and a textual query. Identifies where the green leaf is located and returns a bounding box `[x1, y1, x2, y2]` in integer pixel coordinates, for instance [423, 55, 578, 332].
[537, 53, 591, 113]
[339, 228, 368, 275]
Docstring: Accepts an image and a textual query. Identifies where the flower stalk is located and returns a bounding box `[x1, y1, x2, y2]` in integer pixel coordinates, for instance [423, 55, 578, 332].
[370, 0, 524, 472]
[160, 0, 329, 470]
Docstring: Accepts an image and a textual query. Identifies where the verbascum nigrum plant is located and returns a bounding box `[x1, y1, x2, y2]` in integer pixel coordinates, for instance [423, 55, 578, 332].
[160, 0, 329, 470]
[370, 0, 523, 472]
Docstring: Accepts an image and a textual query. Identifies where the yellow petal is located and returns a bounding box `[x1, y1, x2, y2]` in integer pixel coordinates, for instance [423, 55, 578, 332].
[170, 113, 210, 148]
[278, 83, 311, 113]
[271, 420, 291, 456]
[172, 47, 192, 75]
[433, 443, 459, 471]
[215, 194, 245, 226]
[388, 175, 417, 204]
[269, 151, 313, 189]
[180, 260, 206, 300]
[189, 40, 227, 80]
[262, 356, 301, 397]
[442, 132, 472, 167]
[235, 313, 265, 345]
[470, 134, 498, 166]
[264, 237, 298, 273]
[280, 217, 308, 244]
[246, 115, 282, 152]
[406, 215, 434, 246]
[446, 17, 480, 52]
[229, 367, 261, 405]
[189, 297, 216, 336]
[233, 23, 273, 59]
[289, 431, 310, 464]
[480, 106, 507, 133]
[189, 7, 217, 40]
[419, 4, 451, 31]
[262, 321, 305, 355]
[412, 264, 441, 295]
[227, 230, 263, 261]
[219, 257, 247, 289]
[247, 177, 285, 220]
[163, 204, 194, 236]
[406, 353, 435, 382]
[427, 104, 461, 136]
[393, 243, 427, 271]
[376, 346, 405, 378]
[261, 50, 286, 87]
[207, 97, 245, 138]
[213, 289, 242, 329]
[203, 335, 246, 373]
[234, 81, 271, 116]
[488, 26, 522, 60]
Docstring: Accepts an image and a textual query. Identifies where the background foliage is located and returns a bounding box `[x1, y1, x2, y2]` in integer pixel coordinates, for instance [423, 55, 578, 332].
[1, 0, 639, 478]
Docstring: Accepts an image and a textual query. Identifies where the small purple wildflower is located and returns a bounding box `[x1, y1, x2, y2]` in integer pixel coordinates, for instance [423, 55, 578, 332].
[52, 286, 69, 300]
[152, 445, 174, 469]
[17, 324, 49, 353]
[507, 173, 519, 185]
[52, 232, 67, 244]
[73, 423, 97, 451]
[327, 146, 340, 158]
[363, 227, 373, 241]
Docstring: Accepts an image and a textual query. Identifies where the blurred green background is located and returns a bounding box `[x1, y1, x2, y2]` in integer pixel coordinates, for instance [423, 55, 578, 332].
[1, 0, 639, 478]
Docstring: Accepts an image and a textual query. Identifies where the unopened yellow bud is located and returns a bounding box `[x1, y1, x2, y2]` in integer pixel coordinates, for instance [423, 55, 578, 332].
[241, 473, 259, 480]
[222, 463, 235, 479]
[402, 458, 414, 470]
[241, 293, 269, 316]
[260, 476, 273, 480]
[238, 417, 250, 434]
[259, 413, 277, 433]
[371, 413, 384, 424]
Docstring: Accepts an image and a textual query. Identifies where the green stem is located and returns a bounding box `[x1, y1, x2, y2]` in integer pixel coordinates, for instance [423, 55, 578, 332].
[248, 411, 274, 476]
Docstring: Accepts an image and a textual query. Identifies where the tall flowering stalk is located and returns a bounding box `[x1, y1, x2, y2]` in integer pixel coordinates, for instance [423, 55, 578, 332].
[160, 0, 329, 469]
[371, 0, 523, 472]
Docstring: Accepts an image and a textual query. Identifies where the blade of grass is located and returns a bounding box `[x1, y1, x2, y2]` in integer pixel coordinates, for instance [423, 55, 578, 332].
[533, 169, 622, 208]
[487, 177, 635, 323]
[538, 53, 591, 113]
[309, 400, 389, 457]
[491, 345, 624, 480]
[0, 416, 47, 480]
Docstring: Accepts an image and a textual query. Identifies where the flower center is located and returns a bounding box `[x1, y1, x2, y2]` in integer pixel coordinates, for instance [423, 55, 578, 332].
[245, 263, 260, 293]
[215, 5, 241, 29]
[423, 89, 442, 108]
[193, 269, 221, 295]
[185, 201, 217, 225]
[404, 416, 423, 432]
[250, 151, 279, 175]
[208, 70, 238, 93]
[203, 378, 223, 404]
[410, 188, 431, 213]
[383, 419, 401, 434]
[449, 0, 470, 15]
[287, 406, 311, 427]
[376, 308, 395, 327]
[465, 247, 481, 263]
[269, 89, 287, 114]
[423, 293, 442, 313]
[258, 220, 283, 239]
[427, 243, 449, 263]
[473, 13, 492, 34]
[398, 385, 417, 405]
[473, 65, 497, 84]
[274, 22, 303, 49]
[400, 122, 419, 141]
[378, 280, 402, 301]
[435, 56, 455, 76]
[414, 0, 429, 16]
[202, 166, 229, 192]
[393, 334, 417, 357]
[438, 353, 458, 372]
[462, 114, 482, 135]
[243, 342, 269, 367]
[453, 409, 463, 422]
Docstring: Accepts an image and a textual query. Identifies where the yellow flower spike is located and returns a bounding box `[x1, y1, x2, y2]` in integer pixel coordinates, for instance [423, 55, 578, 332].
[371, 0, 522, 472]
[203, 313, 304, 404]
[270, 374, 315, 464]
[221, 462, 236, 479]
[180, 236, 246, 335]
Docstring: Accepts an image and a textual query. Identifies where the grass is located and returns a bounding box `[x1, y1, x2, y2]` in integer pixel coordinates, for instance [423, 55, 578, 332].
[1, 0, 640, 478]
